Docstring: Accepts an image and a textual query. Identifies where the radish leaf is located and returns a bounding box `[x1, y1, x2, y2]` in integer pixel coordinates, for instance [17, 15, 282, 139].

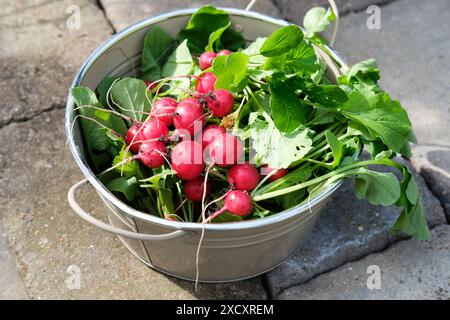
[178, 5, 244, 53]
[205, 22, 230, 52]
[72, 86, 126, 151]
[260, 25, 303, 57]
[107, 176, 138, 201]
[113, 145, 140, 178]
[162, 39, 193, 78]
[269, 75, 311, 132]
[303, 7, 335, 35]
[339, 89, 412, 154]
[110, 78, 151, 122]
[247, 112, 313, 168]
[212, 52, 249, 92]
[140, 26, 175, 81]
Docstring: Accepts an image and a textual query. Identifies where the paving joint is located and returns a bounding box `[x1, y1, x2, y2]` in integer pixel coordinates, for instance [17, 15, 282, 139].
[261, 273, 274, 300]
[409, 152, 450, 223]
[418, 169, 450, 223]
[95, 0, 117, 33]
[0, 104, 65, 130]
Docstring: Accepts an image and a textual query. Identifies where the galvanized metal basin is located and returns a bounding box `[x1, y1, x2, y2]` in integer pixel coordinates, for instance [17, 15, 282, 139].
[66, 8, 347, 282]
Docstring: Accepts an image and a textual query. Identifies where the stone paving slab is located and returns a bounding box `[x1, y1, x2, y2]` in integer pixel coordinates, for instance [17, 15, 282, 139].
[264, 157, 446, 297]
[0, 0, 113, 127]
[99, 0, 282, 32]
[0, 110, 267, 300]
[0, 222, 28, 300]
[274, 0, 393, 25]
[277, 224, 450, 300]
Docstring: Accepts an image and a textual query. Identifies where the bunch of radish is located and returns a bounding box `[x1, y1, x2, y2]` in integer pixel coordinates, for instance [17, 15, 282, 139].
[72, 5, 430, 241]
[122, 50, 287, 223]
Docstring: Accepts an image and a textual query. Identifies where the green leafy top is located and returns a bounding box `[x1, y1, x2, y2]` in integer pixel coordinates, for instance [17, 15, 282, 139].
[246, 112, 313, 169]
[339, 88, 413, 155]
[339, 59, 381, 88]
[162, 39, 194, 77]
[140, 26, 175, 81]
[260, 25, 303, 57]
[178, 5, 244, 53]
[212, 52, 249, 92]
[260, 29, 326, 82]
[303, 7, 336, 36]
[109, 78, 151, 122]
[72, 86, 126, 152]
[268, 74, 312, 132]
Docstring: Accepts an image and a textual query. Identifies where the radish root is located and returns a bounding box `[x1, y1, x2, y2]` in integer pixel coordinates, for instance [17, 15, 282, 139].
[194, 161, 215, 291]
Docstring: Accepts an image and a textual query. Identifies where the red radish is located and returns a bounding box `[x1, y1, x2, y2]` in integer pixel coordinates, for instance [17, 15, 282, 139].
[171, 129, 191, 142]
[171, 141, 204, 181]
[151, 98, 178, 126]
[174, 98, 205, 137]
[179, 97, 198, 104]
[138, 141, 166, 169]
[228, 164, 260, 191]
[145, 80, 158, 90]
[184, 177, 212, 202]
[218, 49, 231, 56]
[195, 72, 216, 94]
[200, 125, 226, 149]
[261, 165, 289, 182]
[204, 190, 253, 223]
[199, 51, 217, 70]
[125, 123, 142, 154]
[206, 89, 234, 117]
[139, 119, 169, 142]
[208, 132, 244, 167]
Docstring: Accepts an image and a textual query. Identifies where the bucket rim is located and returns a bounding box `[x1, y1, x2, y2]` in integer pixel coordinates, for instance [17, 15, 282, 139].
[65, 7, 346, 232]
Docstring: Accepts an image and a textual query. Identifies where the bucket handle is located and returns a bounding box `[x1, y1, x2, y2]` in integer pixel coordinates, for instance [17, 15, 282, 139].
[68, 179, 187, 241]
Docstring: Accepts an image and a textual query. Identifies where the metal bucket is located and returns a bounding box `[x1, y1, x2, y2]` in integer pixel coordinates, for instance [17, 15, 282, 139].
[66, 8, 347, 282]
